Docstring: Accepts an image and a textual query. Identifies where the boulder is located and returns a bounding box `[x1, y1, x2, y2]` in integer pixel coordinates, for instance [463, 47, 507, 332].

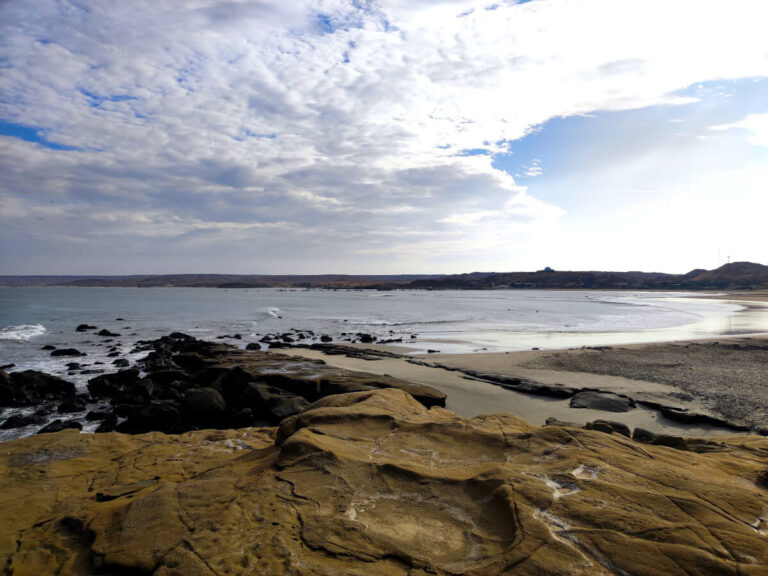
[41, 344, 56, 350]
[87, 368, 140, 399]
[95, 412, 118, 433]
[320, 334, 333, 342]
[76, 324, 97, 332]
[632, 427, 657, 443]
[585, 419, 631, 438]
[57, 397, 87, 413]
[570, 390, 636, 412]
[181, 388, 227, 429]
[112, 358, 130, 368]
[38, 419, 83, 434]
[116, 402, 181, 434]
[51, 348, 85, 357]
[2, 371, 76, 406]
[1, 413, 47, 429]
[97, 329, 121, 337]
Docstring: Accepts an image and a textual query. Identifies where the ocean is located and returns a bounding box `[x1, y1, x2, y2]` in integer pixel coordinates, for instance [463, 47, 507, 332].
[2, 287, 767, 441]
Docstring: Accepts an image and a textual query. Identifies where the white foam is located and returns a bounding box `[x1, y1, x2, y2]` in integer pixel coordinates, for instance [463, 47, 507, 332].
[0, 324, 47, 341]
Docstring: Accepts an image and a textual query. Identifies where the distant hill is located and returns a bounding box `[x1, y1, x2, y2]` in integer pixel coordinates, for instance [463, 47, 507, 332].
[1, 262, 766, 290]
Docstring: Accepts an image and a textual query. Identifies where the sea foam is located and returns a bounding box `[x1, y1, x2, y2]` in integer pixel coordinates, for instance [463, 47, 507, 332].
[0, 324, 47, 341]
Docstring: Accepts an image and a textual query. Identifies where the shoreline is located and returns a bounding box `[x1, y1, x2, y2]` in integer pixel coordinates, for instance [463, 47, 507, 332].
[288, 333, 768, 436]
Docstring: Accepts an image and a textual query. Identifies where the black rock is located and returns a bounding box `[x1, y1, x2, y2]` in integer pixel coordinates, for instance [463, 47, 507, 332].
[245, 342, 262, 351]
[1, 370, 76, 406]
[181, 387, 227, 428]
[1, 413, 47, 429]
[112, 358, 130, 368]
[97, 329, 120, 337]
[76, 324, 97, 332]
[116, 402, 181, 434]
[650, 435, 689, 450]
[85, 410, 112, 421]
[58, 398, 87, 413]
[570, 390, 636, 413]
[95, 412, 118, 433]
[357, 333, 376, 343]
[66, 362, 82, 370]
[41, 345, 56, 350]
[51, 348, 84, 357]
[88, 368, 140, 399]
[38, 419, 83, 434]
[0, 364, 15, 371]
[320, 335, 333, 343]
[241, 382, 309, 424]
[233, 334, 242, 340]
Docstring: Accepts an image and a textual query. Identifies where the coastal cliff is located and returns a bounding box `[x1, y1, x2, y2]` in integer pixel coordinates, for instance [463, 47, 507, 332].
[2, 386, 767, 575]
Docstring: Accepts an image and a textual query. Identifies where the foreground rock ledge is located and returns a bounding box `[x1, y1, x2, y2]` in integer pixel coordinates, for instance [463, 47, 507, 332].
[2, 388, 767, 576]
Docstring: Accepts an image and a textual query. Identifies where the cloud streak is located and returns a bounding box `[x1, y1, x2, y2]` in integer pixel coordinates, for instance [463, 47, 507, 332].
[1, 0, 767, 273]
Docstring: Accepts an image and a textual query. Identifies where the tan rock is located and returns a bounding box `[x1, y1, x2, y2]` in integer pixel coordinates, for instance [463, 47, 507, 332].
[1, 388, 767, 575]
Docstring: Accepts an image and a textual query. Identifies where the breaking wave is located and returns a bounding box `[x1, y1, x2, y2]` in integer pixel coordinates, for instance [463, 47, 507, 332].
[0, 324, 47, 341]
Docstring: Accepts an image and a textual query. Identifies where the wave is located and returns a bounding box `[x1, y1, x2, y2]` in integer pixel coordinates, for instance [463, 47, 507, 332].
[0, 323, 47, 341]
[263, 307, 281, 318]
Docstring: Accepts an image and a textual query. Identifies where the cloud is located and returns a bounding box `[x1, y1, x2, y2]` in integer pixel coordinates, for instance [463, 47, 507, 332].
[1, 0, 767, 273]
[710, 113, 768, 147]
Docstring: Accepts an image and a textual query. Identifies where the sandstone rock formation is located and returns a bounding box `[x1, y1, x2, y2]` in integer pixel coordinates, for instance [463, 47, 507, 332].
[2, 388, 767, 575]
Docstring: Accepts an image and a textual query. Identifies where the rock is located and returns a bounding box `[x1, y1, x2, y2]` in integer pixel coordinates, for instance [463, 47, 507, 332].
[544, 417, 580, 427]
[51, 348, 85, 357]
[76, 324, 97, 332]
[357, 333, 376, 343]
[97, 329, 121, 337]
[41, 344, 56, 350]
[1, 413, 47, 429]
[181, 387, 226, 428]
[85, 410, 112, 421]
[1, 370, 76, 406]
[241, 382, 309, 424]
[632, 427, 657, 443]
[320, 334, 333, 342]
[570, 390, 636, 412]
[245, 342, 261, 350]
[1, 388, 768, 575]
[756, 469, 768, 489]
[95, 412, 118, 433]
[116, 402, 181, 434]
[38, 419, 83, 434]
[112, 358, 130, 368]
[87, 368, 140, 399]
[0, 363, 15, 371]
[585, 419, 631, 438]
[65, 362, 82, 370]
[57, 397, 87, 413]
[650, 435, 689, 450]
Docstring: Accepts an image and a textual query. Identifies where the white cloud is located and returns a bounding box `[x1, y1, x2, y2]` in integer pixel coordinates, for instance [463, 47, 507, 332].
[710, 113, 768, 147]
[1, 0, 767, 272]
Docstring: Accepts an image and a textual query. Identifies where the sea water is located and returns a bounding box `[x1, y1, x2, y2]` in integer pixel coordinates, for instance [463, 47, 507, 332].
[1, 287, 767, 441]
[2, 288, 767, 378]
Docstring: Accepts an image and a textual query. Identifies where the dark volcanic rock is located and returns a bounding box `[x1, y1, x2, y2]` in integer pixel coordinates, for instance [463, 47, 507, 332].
[241, 382, 309, 424]
[181, 388, 227, 428]
[97, 329, 121, 337]
[38, 419, 83, 434]
[41, 345, 56, 351]
[57, 398, 87, 413]
[1, 413, 47, 429]
[117, 402, 181, 434]
[112, 358, 130, 368]
[51, 348, 84, 357]
[85, 410, 112, 421]
[245, 342, 262, 351]
[88, 368, 141, 399]
[95, 412, 118, 433]
[320, 334, 333, 342]
[1, 370, 76, 406]
[570, 390, 636, 412]
[76, 324, 97, 332]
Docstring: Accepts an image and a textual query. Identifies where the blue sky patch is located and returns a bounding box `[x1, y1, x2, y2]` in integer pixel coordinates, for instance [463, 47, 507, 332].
[0, 120, 79, 151]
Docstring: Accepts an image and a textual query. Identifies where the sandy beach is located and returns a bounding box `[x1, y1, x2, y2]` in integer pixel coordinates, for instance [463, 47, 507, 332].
[290, 331, 768, 436]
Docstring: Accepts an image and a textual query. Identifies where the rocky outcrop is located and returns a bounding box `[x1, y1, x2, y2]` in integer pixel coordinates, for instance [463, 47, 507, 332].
[71, 333, 446, 435]
[1, 388, 767, 575]
[0, 370, 76, 406]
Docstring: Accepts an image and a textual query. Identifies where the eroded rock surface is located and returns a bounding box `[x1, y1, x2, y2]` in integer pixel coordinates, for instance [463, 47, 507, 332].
[2, 388, 767, 575]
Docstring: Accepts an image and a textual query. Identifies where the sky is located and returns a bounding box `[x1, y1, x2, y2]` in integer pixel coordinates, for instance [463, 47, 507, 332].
[1, 0, 767, 275]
